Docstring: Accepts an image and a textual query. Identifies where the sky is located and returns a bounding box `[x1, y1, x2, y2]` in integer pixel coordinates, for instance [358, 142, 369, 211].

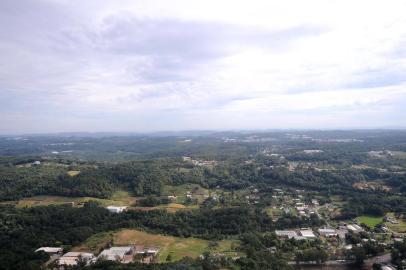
[1, 0, 406, 134]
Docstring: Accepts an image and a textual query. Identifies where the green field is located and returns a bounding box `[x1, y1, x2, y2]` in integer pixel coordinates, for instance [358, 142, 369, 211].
[157, 203, 198, 213]
[5, 190, 137, 208]
[356, 215, 384, 228]
[74, 229, 240, 262]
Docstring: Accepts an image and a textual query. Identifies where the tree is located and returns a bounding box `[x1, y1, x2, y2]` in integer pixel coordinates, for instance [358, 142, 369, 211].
[353, 247, 366, 266]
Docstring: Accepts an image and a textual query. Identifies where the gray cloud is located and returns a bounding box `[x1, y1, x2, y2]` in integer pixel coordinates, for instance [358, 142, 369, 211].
[58, 14, 326, 84]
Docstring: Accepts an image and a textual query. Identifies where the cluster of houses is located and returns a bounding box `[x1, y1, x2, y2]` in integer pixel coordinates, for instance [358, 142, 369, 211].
[275, 229, 316, 240]
[182, 156, 218, 167]
[303, 149, 324, 154]
[36, 245, 160, 267]
[98, 246, 159, 264]
[183, 188, 218, 201]
[275, 224, 364, 242]
[368, 150, 394, 158]
[245, 187, 260, 204]
[272, 189, 320, 218]
[385, 215, 400, 224]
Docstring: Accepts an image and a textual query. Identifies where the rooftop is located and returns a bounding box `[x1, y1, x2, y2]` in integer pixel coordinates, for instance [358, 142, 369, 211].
[35, 247, 63, 253]
[98, 246, 132, 261]
[300, 230, 316, 238]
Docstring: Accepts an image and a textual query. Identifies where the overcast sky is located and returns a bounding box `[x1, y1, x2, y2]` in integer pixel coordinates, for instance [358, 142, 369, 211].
[1, 0, 406, 133]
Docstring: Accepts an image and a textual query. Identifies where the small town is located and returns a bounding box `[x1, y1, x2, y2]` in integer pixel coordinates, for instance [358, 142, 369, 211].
[26, 182, 406, 270]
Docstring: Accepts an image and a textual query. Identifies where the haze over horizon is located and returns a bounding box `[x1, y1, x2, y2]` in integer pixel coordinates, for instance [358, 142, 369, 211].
[1, 0, 406, 133]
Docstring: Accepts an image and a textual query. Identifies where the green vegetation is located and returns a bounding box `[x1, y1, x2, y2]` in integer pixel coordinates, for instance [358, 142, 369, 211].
[3, 190, 137, 208]
[264, 207, 283, 220]
[1, 131, 406, 269]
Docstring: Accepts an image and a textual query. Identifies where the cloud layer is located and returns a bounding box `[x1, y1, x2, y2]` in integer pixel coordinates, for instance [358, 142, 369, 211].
[1, 0, 406, 133]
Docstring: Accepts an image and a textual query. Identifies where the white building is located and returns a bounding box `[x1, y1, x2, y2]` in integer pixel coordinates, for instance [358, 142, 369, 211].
[311, 199, 319, 206]
[58, 252, 95, 266]
[347, 224, 363, 233]
[298, 210, 307, 216]
[106, 206, 127, 213]
[98, 246, 133, 262]
[145, 247, 159, 255]
[134, 246, 160, 256]
[344, 244, 353, 250]
[275, 230, 297, 239]
[300, 229, 316, 239]
[35, 247, 63, 255]
[318, 228, 337, 237]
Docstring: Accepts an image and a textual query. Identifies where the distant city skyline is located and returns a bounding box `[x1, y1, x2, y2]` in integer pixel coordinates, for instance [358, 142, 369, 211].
[1, 0, 406, 133]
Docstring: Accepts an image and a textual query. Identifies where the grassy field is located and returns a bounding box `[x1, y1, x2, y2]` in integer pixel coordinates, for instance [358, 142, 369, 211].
[67, 170, 80, 176]
[264, 207, 283, 220]
[357, 215, 384, 228]
[330, 195, 346, 206]
[157, 203, 198, 213]
[7, 190, 137, 208]
[132, 203, 198, 213]
[73, 229, 240, 262]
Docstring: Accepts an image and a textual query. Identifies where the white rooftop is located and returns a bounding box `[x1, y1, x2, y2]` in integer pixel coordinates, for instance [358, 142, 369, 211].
[347, 224, 363, 232]
[35, 247, 63, 253]
[62, 252, 94, 258]
[275, 230, 297, 238]
[98, 246, 132, 261]
[300, 230, 316, 238]
[59, 252, 95, 266]
[106, 206, 127, 213]
[319, 228, 336, 233]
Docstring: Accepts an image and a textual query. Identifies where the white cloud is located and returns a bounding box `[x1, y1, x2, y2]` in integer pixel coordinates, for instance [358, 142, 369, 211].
[0, 0, 406, 133]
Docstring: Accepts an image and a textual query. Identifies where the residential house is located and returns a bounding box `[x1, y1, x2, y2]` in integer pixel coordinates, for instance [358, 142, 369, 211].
[318, 228, 337, 237]
[346, 224, 363, 233]
[98, 246, 133, 263]
[275, 230, 297, 239]
[58, 252, 95, 266]
[299, 229, 316, 239]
